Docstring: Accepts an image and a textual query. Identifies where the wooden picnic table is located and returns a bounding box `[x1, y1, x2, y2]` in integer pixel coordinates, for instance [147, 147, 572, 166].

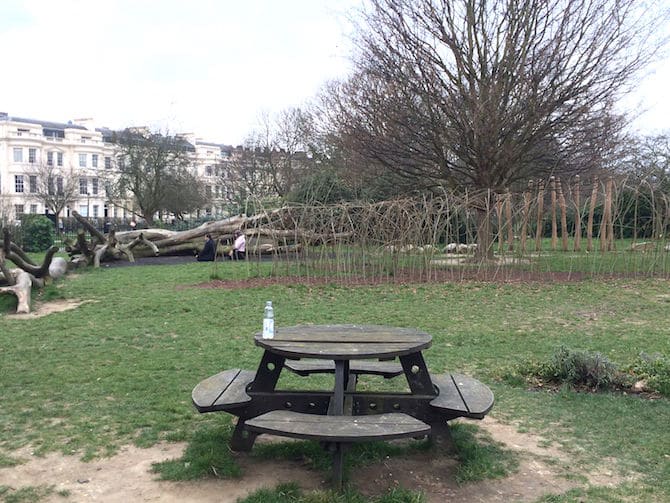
[192, 324, 494, 489]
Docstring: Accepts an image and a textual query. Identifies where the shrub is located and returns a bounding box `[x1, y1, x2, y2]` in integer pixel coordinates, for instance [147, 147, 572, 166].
[546, 346, 625, 389]
[513, 346, 629, 391]
[20, 215, 55, 252]
[628, 352, 670, 397]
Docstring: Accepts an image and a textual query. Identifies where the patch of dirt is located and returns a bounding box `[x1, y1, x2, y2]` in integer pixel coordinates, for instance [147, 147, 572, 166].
[0, 417, 624, 502]
[186, 270, 591, 291]
[5, 299, 93, 319]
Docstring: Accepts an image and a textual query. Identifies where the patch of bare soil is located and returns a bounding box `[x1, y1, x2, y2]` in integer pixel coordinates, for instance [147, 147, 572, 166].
[5, 299, 93, 319]
[0, 417, 625, 502]
[187, 270, 590, 291]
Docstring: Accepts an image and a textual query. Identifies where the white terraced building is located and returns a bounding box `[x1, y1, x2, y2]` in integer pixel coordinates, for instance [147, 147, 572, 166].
[0, 112, 233, 224]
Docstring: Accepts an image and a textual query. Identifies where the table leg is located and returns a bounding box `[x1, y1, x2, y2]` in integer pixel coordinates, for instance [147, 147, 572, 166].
[230, 417, 259, 452]
[230, 350, 284, 452]
[250, 350, 285, 392]
[332, 442, 346, 490]
[399, 351, 435, 395]
[331, 359, 349, 415]
[428, 419, 455, 453]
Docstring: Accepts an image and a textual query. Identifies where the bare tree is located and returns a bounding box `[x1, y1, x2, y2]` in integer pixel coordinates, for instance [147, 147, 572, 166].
[221, 142, 277, 212]
[226, 108, 315, 202]
[28, 162, 79, 226]
[325, 0, 669, 256]
[109, 129, 199, 224]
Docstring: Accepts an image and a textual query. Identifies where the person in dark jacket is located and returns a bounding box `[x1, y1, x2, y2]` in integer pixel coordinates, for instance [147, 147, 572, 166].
[196, 234, 216, 261]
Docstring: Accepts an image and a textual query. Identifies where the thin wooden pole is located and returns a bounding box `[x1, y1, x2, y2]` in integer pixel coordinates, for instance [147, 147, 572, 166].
[600, 179, 610, 253]
[574, 175, 581, 252]
[605, 177, 615, 251]
[520, 181, 532, 255]
[496, 193, 504, 253]
[535, 181, 545, 252]
[550, 176, 558, 250]
[557, 178, 568, 251]
[506, 190, 514, 252]
[587, 177, 599, 252]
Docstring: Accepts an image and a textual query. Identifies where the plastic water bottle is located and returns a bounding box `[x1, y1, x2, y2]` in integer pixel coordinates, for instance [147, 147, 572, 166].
[262, 301, 275, 339]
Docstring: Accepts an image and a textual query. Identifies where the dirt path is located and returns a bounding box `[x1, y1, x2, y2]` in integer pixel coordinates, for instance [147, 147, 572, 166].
[0, 417, 621, 502]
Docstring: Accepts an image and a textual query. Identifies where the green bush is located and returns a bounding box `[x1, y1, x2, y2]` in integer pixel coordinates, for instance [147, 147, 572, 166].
[628, 352, 670, 396]
[20, 215, 55, 252]
[546, 346, 625, 389]
[513, 345, 629, 391]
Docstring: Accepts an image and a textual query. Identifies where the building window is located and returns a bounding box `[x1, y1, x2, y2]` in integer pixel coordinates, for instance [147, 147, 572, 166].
[92, 154, 98, 168]
[29, 175, 37, 193]
[57, 152, 63, 166]
[15, 175, 24, 193]
[79, 154, 87, 167]
[56, 177, 63, 195]
[93, 205, 99, 218]
[205, 185, 212, 197]
[14, 205, 24, 220]
[28, 148, 37, 163]
[92, 178, 99, 195]
[13, 148, 23, 162]
[79, 205, 88, 217]
[79, 178, 88, 195]
[48, 176, 55, 195]
[30, 204, 38, 214]
[104, 156, 111, 169]
[47, 152, 53, 166]
[205, 165, 213, 176]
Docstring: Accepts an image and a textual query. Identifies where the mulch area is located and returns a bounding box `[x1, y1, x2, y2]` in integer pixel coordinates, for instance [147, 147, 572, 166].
[100, 254, 648, 289]
[188, 270, 594, 290]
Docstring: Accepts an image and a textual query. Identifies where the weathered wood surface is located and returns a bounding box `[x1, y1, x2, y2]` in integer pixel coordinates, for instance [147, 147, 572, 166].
[191, 369, 255, 413]
[430, 373, 494, 419]
[0, 269, 33, 314]
[255, 324, 432, 359]
[284, 359, 403, 378]
[245, 410, 430, 442]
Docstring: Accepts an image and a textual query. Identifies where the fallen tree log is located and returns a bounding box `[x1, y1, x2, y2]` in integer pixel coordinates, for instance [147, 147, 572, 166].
[64, 208, 351, 267]
[0, 269, 33, 314]
[0, 228, 60, 314]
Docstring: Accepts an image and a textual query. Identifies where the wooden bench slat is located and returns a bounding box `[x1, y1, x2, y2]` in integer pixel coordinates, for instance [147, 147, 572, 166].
[429, 374, 469, 413]
[284, 359, 404, 378]
[451, 373, 494, 418]
[245, 410, 430, 442]
[430, 373, 494, 419]
[192, 369, 254, 413]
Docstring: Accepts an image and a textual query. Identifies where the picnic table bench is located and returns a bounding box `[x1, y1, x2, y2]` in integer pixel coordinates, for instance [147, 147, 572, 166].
[192, 324, 494, 489]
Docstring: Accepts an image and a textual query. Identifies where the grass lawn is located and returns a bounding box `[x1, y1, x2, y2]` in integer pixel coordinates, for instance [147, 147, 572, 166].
[0, 257, 669, 502]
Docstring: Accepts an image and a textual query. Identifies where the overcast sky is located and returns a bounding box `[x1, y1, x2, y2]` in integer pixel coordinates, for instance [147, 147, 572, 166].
[1, 0, 668, 146]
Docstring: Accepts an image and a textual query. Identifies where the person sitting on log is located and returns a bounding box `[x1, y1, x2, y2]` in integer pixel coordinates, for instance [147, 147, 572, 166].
[196, 234, 216, 262]
[228, 229, 246, 260]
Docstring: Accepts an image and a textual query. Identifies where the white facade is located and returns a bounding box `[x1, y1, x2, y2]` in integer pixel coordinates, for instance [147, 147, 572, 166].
[0, 113, 233, 224]
[0, 114, 119, 223]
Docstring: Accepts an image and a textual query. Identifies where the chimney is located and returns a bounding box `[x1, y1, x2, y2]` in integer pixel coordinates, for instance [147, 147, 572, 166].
[73, 117, 95, 129]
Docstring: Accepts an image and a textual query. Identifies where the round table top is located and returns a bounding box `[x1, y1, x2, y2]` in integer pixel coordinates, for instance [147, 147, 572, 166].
[254, 324, 432, 359]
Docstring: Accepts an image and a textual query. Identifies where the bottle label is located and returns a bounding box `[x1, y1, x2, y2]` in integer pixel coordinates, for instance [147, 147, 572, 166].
[262, 318, 274, 339]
